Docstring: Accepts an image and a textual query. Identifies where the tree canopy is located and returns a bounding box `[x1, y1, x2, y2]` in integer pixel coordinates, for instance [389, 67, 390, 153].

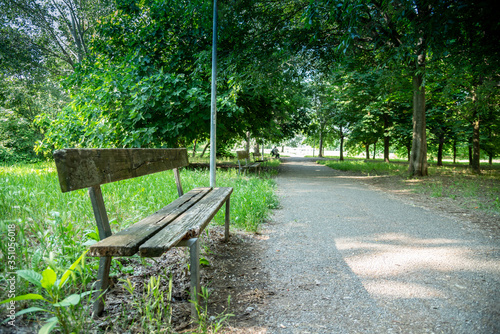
[1, 0, 498, 172]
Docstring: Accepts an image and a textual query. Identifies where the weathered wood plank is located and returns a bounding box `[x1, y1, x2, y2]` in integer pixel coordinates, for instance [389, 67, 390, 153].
[53, 148, 188, 192]
[88, 185, 112, 240]
[139, 187, 233, 257]
[173, 168, 183, 197]
[236, 150, 249, 160]
[88, 188, 212, 257]
[88, 185, 113, 317]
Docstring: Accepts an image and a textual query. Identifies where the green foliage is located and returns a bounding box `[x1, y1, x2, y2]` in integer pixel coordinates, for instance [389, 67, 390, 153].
[0, 251, 94, 334]
[193, 286, 233, 334]
[0, 109, 40, 163]
[0, 162, 278, 298]
[319, 160, 406, 176]
[118, 274, 174, 332]
[34, 0, 310, 154]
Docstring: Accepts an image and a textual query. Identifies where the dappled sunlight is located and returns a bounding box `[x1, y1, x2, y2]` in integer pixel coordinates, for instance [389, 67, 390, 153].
[363, 280, 446, 299]
[337, 233, 497, 275]
[335, 233, 500, 300]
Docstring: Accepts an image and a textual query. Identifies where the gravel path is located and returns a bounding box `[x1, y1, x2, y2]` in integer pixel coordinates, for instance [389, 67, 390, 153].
[252, 158, 500, 333]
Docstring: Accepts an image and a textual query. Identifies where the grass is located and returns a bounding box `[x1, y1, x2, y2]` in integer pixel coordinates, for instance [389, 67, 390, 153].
[0, 161, 279, 332]
[319, 159, 407, 176]
[318, 159, 500, 216]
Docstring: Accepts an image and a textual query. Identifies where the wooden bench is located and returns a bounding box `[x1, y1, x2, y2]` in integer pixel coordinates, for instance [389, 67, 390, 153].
[236, 150, 261, 175]
[252, 152, 267, 163]
[53, 148, 232, 318]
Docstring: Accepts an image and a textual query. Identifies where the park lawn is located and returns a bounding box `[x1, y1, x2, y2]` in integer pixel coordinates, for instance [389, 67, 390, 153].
[318, 159, 500, 216]
[0, 162, 279, 301]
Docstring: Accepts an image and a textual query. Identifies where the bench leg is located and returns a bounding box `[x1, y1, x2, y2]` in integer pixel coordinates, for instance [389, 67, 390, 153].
[89, 185, 112, 318]
[177, 238, 200, 320]
[93, 256, 111, 318]
[225, 198, 230, 242]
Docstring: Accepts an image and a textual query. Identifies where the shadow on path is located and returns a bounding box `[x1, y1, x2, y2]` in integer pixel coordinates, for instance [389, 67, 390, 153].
[226, 158, 500, 334]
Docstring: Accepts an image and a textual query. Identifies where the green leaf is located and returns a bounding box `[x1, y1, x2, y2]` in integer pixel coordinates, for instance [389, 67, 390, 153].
[199, 257, 210, 267]
[53, 291, 93, 308]
[53, 294, 80, 307]
[1, 307, 48, 324]
[0, 293, 47, 305]
[17, 270, 43, 288]
[59, 250, 88, 289]
[82, 239, 97, 246]
[39, 317, 58, 334]
[41, 268, 57, 291]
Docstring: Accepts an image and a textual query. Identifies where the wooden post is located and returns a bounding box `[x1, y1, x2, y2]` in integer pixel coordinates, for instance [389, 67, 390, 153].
[89, 186, 112, 317]
[173, 168, 184, 196]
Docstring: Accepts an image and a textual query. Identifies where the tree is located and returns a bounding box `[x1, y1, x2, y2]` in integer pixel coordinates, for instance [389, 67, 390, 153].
[37, 0, 310, 153]
[1, 0, 115, 73]
[302, 0, 489, 176]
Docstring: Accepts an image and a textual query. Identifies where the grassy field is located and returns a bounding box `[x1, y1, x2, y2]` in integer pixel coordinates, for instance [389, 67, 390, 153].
[318, 159, 500, 216]
[0, 160, 279, 332]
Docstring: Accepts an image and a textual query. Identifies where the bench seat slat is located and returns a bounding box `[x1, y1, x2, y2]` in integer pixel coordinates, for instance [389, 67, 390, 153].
[88, 187, 212, 257]
[139, 187, 233, 257]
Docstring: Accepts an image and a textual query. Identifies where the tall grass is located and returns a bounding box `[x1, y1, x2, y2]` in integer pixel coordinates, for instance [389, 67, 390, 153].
[0, 162, 278, 301]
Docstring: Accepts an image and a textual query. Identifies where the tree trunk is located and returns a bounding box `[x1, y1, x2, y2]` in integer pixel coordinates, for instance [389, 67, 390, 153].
[246, 132, 250, 153]
[408, 62, 428, 176]
[489, 154, 493, 165]
[472, 119, 481, 174]
[453, 140, 457, 164]
[373, 142, 376, 159]
[384, 114, 390, 162]
[468, 140, 473, 165]
[365, 143, 370, 160]
[437, 137, 444, 167]
[192, 139, 198, 157]
[200, 142, 210, 158]
[318, 130, 324, 158]
[339, 126, 344, 161]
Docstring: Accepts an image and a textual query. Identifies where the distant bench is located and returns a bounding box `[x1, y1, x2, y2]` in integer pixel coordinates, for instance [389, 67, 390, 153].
[252, 152, 267, 162]
[236, 150, 261, 175]
[53, 148, 232, 318]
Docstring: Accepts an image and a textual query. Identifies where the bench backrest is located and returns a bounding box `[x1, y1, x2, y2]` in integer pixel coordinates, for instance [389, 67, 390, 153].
[236, 150, 249, 160]
[53, 148, 188, 193]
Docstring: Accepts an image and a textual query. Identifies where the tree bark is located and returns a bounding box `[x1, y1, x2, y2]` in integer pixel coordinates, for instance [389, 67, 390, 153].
[200, 142, 209, 158]
[318, 129, 323, 158]
[472, 119, 481, 173]
[339, 126, 344, 161]
[468, 141, 473, 165]
[471, 88, 481, 174]
[453, 140, 457, 164]
[408, 60, 428, 176]
[373, 142, 376, 159]
[437, 137, 444, 167]
[384, 113, 390, 162]
[245, 132, 250, 153]
[192, 139, 198, 157]
[365, 143, 370, 160]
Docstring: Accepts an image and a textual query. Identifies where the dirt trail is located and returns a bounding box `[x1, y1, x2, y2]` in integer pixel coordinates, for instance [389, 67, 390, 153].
[221, 157, 500, 333]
